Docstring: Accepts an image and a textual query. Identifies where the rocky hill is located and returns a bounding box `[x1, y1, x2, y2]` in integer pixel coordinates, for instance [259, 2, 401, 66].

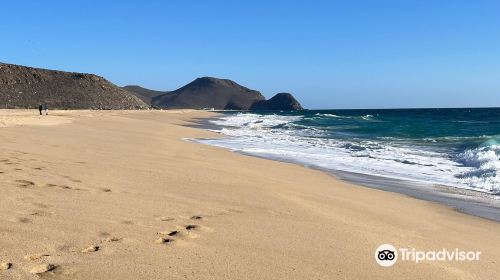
[152, 77, 266, 110]
[250, 93, 303, 110]
[122, 85, 170, 104]
[0, 62, 148, 109]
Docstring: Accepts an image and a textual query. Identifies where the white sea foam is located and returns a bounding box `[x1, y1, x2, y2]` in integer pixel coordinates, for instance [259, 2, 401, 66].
[457, 145, 500, 194]
[200, 113, 500, 195]
[315, 113, 344, 118]
[361, 114, 374, 120]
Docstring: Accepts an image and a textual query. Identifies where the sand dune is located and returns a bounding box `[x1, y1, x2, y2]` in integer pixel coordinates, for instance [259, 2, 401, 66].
[0, 109, 498, 279]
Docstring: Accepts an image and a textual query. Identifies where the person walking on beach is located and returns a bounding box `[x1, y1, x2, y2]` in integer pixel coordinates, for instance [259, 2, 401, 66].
[38, 104, 43, 115]
[43, 103, 49, 115]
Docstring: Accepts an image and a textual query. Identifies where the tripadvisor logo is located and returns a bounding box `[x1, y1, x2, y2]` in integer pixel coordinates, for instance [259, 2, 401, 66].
[375, 244, 397, 267]
[375, 244, 481, 267]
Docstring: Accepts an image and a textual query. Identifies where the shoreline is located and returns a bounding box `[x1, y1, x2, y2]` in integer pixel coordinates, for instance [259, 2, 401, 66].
[0, 109, 499, 279]
[191, 114, 500, 223]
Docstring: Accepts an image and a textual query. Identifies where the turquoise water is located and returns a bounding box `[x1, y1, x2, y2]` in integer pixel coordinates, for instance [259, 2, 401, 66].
[201, 108, 500, 195]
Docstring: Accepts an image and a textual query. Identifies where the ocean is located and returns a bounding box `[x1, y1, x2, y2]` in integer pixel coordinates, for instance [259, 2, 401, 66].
[198, 108, 500, 198]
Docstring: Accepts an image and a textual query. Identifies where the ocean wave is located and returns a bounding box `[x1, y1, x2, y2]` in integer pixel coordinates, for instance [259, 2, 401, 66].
[457, 145, 500, 194]
[422, 135, 496, 142]
[203, 112, 500, 195]
[314, 113, 345, 118]
[313, 113, 375, 121]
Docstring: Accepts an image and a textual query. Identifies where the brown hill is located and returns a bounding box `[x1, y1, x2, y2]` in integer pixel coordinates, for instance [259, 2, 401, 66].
[122, 85, 170, 104]
[152, 77, 265, 110]
[0, 62, 148, 109]
[250, 92, 303, 110]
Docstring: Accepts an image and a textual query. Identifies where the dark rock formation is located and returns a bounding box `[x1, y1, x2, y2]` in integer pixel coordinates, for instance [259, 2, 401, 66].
[122, 85, 170, 104]
[0, 62, 148, 109]
[250, 92, 303, 111]
[152, 77, 265, 110]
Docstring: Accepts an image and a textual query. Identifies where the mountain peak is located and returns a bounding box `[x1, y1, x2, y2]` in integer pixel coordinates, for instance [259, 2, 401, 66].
[189, 77, 253, 92]
[152, 77, 265, 110]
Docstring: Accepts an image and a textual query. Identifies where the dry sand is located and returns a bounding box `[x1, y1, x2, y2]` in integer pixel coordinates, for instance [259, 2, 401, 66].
[0, 109, 498, 279]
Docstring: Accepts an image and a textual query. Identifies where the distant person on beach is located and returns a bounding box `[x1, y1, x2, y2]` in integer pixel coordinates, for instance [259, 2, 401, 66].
[38, 104, 43, 115]
[43, 103, 48, 115]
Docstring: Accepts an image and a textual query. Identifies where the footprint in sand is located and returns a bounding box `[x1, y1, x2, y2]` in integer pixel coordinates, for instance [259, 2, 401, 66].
[156, 216, 175, 222]
[97, 232, 121, 243]
[30, 264, 56, 274]
[99, 188, 112, 193]
[24, 254, 50, 261]
[167, 230, 180, 237]
[81, 246, 99, 253]
[104, 237, 121, 242]
[155, 237, 174, 244]
[0, 262, 12, 270]
[1, 159, 14, 165]
[12, 217, 31, 223]
[156, 223, 208, 245]
[45, 183, 72, 190]
[62, 175, 82, 183]
[190, 215, 203, 220]
[30, 210, 51, 217]
[186, 223, 215, 234]
[15, 180, 35, 188]
[185, 225, 198, 231]
[44, 183, 82, 191]
[158, 230, 180, 237]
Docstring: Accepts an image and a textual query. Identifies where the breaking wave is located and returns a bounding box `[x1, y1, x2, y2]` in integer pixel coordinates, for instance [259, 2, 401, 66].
[199, 111, 500, 195]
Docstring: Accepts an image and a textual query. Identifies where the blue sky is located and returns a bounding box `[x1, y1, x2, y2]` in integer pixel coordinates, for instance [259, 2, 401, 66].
[1, 0, 499, 109]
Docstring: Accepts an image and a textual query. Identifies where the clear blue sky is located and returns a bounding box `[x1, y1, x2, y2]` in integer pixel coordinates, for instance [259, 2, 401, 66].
[1, 0, 499, 109]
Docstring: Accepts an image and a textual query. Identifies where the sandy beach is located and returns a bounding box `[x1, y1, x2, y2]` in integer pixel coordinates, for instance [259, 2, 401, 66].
[0, 109, 499, 280]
